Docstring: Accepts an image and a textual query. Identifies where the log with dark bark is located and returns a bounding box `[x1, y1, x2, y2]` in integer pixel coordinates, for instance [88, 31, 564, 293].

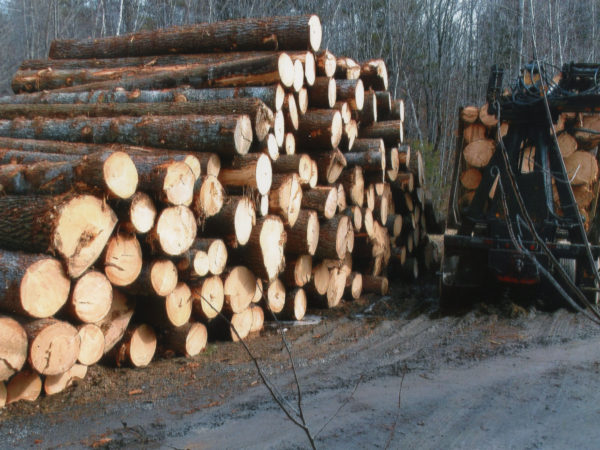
[361, 275, 389, 295]
[408, 150, 426, 188]
[272, 153, 313, 185]
[301, 186, 338, 219]
[340, 120, 358, 151]
[388, 99, 404, 122]
[0, 251, 71, 319]
[335, 57, 361, 80]
[22, 318, 80, 375]
[110, 324, 156, 368]
[103, 232, 143, 287]
[343, 206, 363, 232]
[67, 271, 113, 324]
[77, 324, 105, 366]
[0, 115, 253, 157]
[355, 90, 377, 125]
[339, 166, 365, 207]
[269, 173, 303, 227]
[163, 322, 208, 357]
[203, 196, 256, 247]
[124, 259, 178, 298]
[335, 101, 352, 125]
[282, 254, 312, 287]
[308, 77, 336, 108]
[191, 275, 224, 321]
[315, 215, 353, 260]
[145, 205, 197, 257]
[284, 209, 320, 256]
[315, 148, 347, 184]
[360, 121, 403, 146]
[335, 79, 364, 111]
[360, 59, 388, 91]
[50, 15, 322, 59]
[232, 216, 286, 281]
[296, 109, 343, 149]
[0, 194, 117, 278]
[315, 50, 337, 78]
[277, 288, 307, 320]
[345, 145, 385, 174]
[112, 192, 157, 235]
[0, 316, 28, 381]
[218, 153, 272, 196]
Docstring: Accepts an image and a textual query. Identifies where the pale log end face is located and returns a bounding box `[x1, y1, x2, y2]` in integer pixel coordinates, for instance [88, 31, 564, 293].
[259, 216, 286, 280]
[104, 233, 143, 287]
[295, 254, 313, 286]
[366, 184, 375, 212]
[184, 155, 202, 180]
[198, 175, 225, 219]
[44, 363, 87, 396]
[324, 187, 338, 220]
[0, 317, 27, 381]
[265, 133, 280, 160]
[31, 320, 80, 375]
[192, 250, 210, 277]
[224, 266, 256, 314]
[208, 239, 227, 275]
[267, 279, 286, 313]
[256, 153, 273, 196]
[185, 323, 207, 357]
[103, 151, 138, 199]
[55, 195, 118, 279]
[353, 206, 363, 231]
[331, 111, 343, 149]
[294, 288, 307, 320]
[327, 268, 346, 308]
[351, 273, 363, 300]
[335, 216, 351, 259]
[354, 79, 365, 111]
[234, 115, 253, 155]
[273, 110, 285, 147]
[278, 53, 295, 88]
[286, 93, 299, 130]
[285, 174, 303, 227]
[258, 194, 269, 217]
[293, 60, 304, 93]
[72, 271, 113, 323]
[6, 370, 41, 404]
[313, 262, 330, 295]
[198, 275, 224, 320]
[308, 15, 322, 52]
[296, 88, 308, 115]
[298, 154, 312, 184]
[327, 78, 337, 108]
[234, 197, 256, 246]
[230, 308, 253, 342]
[21, 258, 70, 318]
[130, 192, 156, 234]
[205, 153, 221, 178]
[166, 282, 192, 327]
[306, 210, 320, 256]
[309, 160, 318, 188]
[129, 324, 156, 368]
[157, 206, 197, 256]
[250, 304, 264, 333]
[150, 259, 178, 297]
[304, 52, 316, 86]
[77, 323, 105, 366]
[252, 278, 264, 304]
[275, 84, 286, 111]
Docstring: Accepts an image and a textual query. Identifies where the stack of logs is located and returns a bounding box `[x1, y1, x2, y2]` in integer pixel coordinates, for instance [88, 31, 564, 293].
[0, 14, 436, 407]
[457, 104, 600, 228]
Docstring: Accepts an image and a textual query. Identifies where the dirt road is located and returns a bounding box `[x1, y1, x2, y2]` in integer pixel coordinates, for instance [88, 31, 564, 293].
[2, 277, 600, 449]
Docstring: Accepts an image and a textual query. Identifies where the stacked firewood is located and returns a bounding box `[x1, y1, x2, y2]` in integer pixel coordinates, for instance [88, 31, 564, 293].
[0, 14, 435, 407]
[456, 104, 600, 229]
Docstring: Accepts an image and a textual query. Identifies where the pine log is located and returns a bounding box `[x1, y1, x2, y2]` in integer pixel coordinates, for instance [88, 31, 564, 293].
[337, 184, 347, 211]
[77, 324, 105, 366]
[272, 110, 285, 147]
[573, 185, 594, 209]
[460, 105, 479, 124]
[44, 364, 87, 396]
[463, 123, 487, 143]
[388, 99, 404, 122]
[355, 90, 377, 125]
[269, 173, 303, 227]
[362, 275, 389, 295]
[97, 290, 135, 354]
[178, 239, 228, 279]
[263, 279, 286, 314]
[284, 132, 296, 155]
[67, 271, 113, 324]
[297, 109, 343, 149]
[0, 316, 28, 381]
[479, 103, 498, 128]
[409, 150, 426, 188]
[198, 153, 221, 178]
[6, 369, 41, 404]
[308, 77, 336, 108]
[209, 307, 253, 342]
[360, 120, 402, 146]
[283, 93, 299, 131]
[23, 318, 80, 375]
[204, 196, 256, 247]
[252, 278, 264, 304]
[192, 175, 225, 220]
[365, 184, 376, 211]
[340, 120, 358, 151]
[301, 186, 338, 219]
[344, 272, 363, 300]
[335, 101, 351, 125]
[401, 257, 419, 280]
[360, 59, 388, 91]
[146, 205, 197, 257]
[124, 259, 178, 298]
[387, 215, 403, 238]
[250, 304, 266, 333]
[375, 91, 392, 117]
[112, 192, 157, 235]
[393, 172, 414, 193]
[258, 194, 270, 217]
[339, 166, 365, 207]
[335, 79, 364, 111]
[272, 154, 313, 185]
[282, 255, 312, 287]
[223, 267, 256, 314]
[463, 139, 495, 168]
[277, 288, 307, 321]
[315, 148, 347, 184]
[0, 149, 80, 165]
[191, 275, 224, 321]
[103, 232, 143, 287]
[345, 148, 385, 173]
[218, 153, 272, 196]
[0, 251, 70, 319]
[335, 57, 361, 80]
[343, 206, 363, 232]
[556, 132, 578, 158]
[565, 151, 599, 185]
[373, 183, 392, 225]
[285, 207, 320, 255]
[363, 207, 375, 238]
[111, 324, 156, 368]
[315, 50, 336, 78]
[232, 216, 286, 281]
[163, 322, 207, 357]
[398, 144, 411, 168]
[574, 114, 600, 149]
[322, 267, 347, 308]
[292, 59, 304, 92]
[460, 168, 483, 190]
[315, 215, 353, 260]
[140, 282, 193, 328]
[254, 133, 279, 161]
[177, 247, 210, 279]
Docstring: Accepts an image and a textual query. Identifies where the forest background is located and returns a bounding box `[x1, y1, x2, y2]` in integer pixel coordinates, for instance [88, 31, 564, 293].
[1, 0, 599, 208]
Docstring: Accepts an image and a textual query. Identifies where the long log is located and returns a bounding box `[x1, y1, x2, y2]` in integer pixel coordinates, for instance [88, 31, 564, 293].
[315, 215, 353, 260]
[110, 324, 156, 368]
[269, 173, 303, 227]
[315, 50, 337, 78]
[203, 196, 256, 247]
[0, 316, 28, 381]
[0, 115, 253, 156]
[0, 194, 116, 278]
[218, 153, 272, 196]
[22, 318, 80, 376]
[355, 90, 377, 125]
[284, 209, 320, 256]
[277, 288, 307, 321]
[271, 153, 313, 184]
[301, 186, 338, 219]
[50, 15, 321, 59]
[345, 149, 385, 174]
[360, 121, 402, 146]
[360, 59, 388, 91]
[308, 77, 336, 108]
[297, 109, 343, 149]
[335, 79, 364, 111]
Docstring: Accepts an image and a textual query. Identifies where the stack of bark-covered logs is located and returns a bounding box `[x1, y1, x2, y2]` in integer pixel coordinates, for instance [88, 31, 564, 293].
[0, 14, 436, 407]
[456, 104, 600, 230]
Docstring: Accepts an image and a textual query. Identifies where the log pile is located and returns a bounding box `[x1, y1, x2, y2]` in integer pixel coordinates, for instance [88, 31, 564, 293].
[456, 104, 600, 230]
[0, 14, 438, 407]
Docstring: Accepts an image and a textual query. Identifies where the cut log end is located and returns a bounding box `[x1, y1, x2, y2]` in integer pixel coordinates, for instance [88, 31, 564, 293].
[154, 206, 197, 256]
[71, 271, 113, 323]
[6, 370, 41, 404]
[234, 115, 254, 155]
[104, 232, 143, 287]
[193, 275, 224, 320]
[0, 317, 28, 381]
[224, 266, 256, 314]
[296, 88, 309, 114]
[195, 175, 225, 219]
[163, 161, 195, 206]
[21, 257, 71, 318]
[103, 151, 138, 199]
[265, 279, 286, 313]
[278, 53, 295, 88]
[233, 197, 256, 246]
[151, 259, 178, 296]
[230, 308, 253, 342]
[26, 319, 80, 376]
[44, 363, 87, 396]
[308, 15, 322, 52]
[166, 282, 193, 327]
[130, 192, 157, 234]
[183, 322, 208, 356]
[128, 324, 157, 368]
[77, 323, 105, 366]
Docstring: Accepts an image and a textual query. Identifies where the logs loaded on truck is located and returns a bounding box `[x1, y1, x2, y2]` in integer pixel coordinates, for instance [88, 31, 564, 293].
[0, 14, 440, 407]
[443, 62, 600, 311]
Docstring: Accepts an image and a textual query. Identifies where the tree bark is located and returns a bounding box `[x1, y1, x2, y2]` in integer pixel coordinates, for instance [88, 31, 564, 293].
[360, 59, 388, 91]
[315, 215, 353, 260]
[203, 195, 255, 247]
[308, 77, 336, 108]
[360, 120, 402, 146]
[335, 79, 364, 111]
[282, 255, 312, 287]
[301, 186, 338, 219]
[284, 209, 319, 256]
[315, 50, 337, 78]
[315, 149, 347, 185]
[297, 109, 342, 149]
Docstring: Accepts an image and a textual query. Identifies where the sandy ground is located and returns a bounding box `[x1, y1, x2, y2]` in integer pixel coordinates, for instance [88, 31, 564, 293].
[2, 275, 600, 449]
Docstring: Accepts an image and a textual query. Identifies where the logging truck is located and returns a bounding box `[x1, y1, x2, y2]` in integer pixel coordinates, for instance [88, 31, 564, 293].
[441, 62, 600, 309]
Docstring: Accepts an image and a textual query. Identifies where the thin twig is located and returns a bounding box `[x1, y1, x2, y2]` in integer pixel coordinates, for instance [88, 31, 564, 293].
[315, 375, 364, 438]
[384, 367, 407, 449]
